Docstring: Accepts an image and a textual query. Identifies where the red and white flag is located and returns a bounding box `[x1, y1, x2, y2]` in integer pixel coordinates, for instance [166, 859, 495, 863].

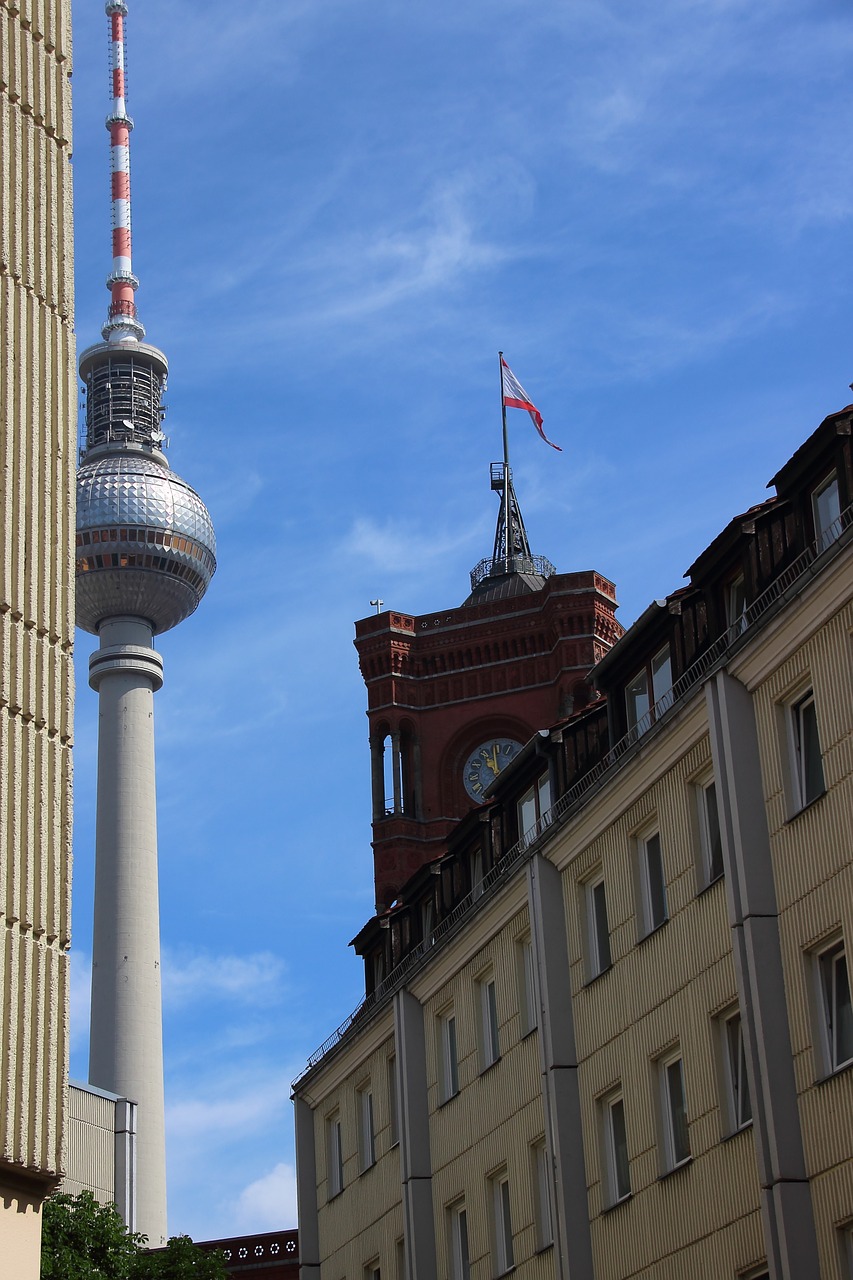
[500, 356, 561, 451]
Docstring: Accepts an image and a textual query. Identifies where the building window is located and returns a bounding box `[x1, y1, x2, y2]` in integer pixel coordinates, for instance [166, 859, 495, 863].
[626, 644, 673, 734]
[395, 1238, 406, 1280]
[357, 1084, 375, 1171]
[448, 1200, 470, 1280]
[327, 1111, 344, 1198]
[813, 472, 841, 550]
[490, 1170, 514, 1275]
[516, 933, 537, 1036]
[472, 847, 484, 899]
[637, 827, 668, 936]
[364, 1260, 381, 1280]
[817, 940, 853, 1074]
[695, 770, 724, 886]
[721, 1010, 752, 1132]
[438, 1008, 459, 1102]
[601, 1091, 631, 1206]
[387, 1054, 399, 1147]
[585, 872, 612, 978]
[478, 973, 500, 1070]
[531, 1139, 553, 1250]
[658, 1051, 690, 1171]
[518, 772, 552, 839]
[838, 1222, 853, 1279]
[789, 688, 825, 810]
[726, 572, 748, 635]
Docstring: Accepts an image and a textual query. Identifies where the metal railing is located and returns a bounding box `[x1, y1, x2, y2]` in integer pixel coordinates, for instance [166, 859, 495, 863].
[294, 500, 852, 1087]
[469, 553, 556, 591]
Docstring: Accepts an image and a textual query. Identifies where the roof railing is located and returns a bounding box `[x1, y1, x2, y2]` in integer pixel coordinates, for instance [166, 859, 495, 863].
[469, 553, 556, 591]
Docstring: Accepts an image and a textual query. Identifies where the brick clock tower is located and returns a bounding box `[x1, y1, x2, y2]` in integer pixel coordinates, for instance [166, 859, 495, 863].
[355, 463, 622, 912]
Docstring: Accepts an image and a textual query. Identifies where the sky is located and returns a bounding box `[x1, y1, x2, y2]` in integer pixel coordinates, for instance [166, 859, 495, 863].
[67, 0, 853, 1245]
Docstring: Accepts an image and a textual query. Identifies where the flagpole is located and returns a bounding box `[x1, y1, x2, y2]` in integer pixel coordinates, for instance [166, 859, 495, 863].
[498, 351, 510, 568]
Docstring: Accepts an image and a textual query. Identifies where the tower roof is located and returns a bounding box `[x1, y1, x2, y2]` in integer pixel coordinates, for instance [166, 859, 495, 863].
[464, 463, 555, 604]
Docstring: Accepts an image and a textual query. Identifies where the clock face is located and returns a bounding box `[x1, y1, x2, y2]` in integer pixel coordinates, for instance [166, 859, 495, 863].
[463, 738, 523, 801]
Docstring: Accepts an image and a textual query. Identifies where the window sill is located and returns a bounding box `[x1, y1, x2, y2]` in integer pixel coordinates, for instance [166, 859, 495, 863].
[697, 871, 724, 898]
[658, 1156, 692, 1181]
[479, 1056, 501, 1078]
[785, 789, 826, 824]
[816, 1057, 853, 1085]
[534, 1242, 554, 1257]
[721, 1120, 753, 1143]
[601, 1192, 632, 1215]
[584, 963, 612, 988]
[638, 919, 669, 944]
[520, 1025, 538, 1042]
[438, 1090, 460, 1108]
[358, 1161, 376, 1177]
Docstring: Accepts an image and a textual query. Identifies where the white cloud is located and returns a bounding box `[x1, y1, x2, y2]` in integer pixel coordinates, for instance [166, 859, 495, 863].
[162, 948, 288, 1011]
[235, 1162, 298, 1233]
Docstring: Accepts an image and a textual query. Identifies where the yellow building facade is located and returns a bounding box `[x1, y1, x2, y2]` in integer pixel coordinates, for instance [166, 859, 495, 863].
[0, 0, 75, 1272]
[293, 409, 853, 1280]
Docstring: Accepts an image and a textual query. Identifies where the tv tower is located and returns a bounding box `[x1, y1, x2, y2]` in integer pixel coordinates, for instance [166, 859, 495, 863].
[75, 0, 216, 1245]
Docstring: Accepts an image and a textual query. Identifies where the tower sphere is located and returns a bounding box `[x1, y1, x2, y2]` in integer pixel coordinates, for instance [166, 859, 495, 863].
[76, 451, 216, 635]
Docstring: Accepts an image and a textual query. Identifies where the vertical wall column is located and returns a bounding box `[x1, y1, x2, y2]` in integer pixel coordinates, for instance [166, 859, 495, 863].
[706, 671, 820, 1280]
[114, 1098, 138, 1233]
[393, 989, 437, 1280]
[88, 616, 167, 1247]
[527, 854, 594, 1280]
[294, 1097, 320, 1280]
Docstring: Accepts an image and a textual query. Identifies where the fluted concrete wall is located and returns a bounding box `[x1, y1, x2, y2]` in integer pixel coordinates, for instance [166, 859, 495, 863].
[0, 0, 74, 1270]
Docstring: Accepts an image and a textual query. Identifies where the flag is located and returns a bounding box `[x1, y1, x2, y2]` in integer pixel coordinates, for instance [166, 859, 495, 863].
[500, 356, 561, 451]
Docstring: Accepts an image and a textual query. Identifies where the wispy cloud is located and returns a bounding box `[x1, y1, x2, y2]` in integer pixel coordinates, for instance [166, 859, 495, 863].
[235, 1163, 298, 1232]
[162, 948, 288, 1011]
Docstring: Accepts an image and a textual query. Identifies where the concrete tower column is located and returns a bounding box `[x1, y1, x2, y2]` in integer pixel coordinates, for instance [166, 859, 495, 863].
[88, 615, 167, 1247]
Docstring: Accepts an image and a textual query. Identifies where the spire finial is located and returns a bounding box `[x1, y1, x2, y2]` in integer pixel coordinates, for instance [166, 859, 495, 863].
[102, 0, 144, 343]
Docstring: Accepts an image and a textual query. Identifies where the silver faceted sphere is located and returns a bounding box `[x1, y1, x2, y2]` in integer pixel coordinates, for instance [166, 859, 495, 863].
[76, 452, 217, 635]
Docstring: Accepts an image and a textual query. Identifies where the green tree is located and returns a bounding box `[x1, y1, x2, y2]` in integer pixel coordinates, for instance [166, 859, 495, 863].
[41, 1192, 228, 1280]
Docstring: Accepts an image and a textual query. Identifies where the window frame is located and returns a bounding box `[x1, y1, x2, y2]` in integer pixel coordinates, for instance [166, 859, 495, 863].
[447, 1199, 471, 1280]
[327, 1110, 344, 1198]
[658, 1050, 691, 1172]
[585, 871, 612, 980]
[600, 1089, 631, 1207]
[636, 825, 668, 937]
[719, 1008, 752, 1134]
[788, 687, 826, 812]
[694, 767, 724, 888]
[490, 1168, 515, 1276]
[814, 938, 853, 1076]
[438, 1007, 460, 1103]
[812, 470, 841, 551]
[626, 642, 674, 734]
[516, 933, 537, 1037]
[518, 771, 552, 840]
[387, 1054, 399, 1148]
[725, 571, 748, 636]
[357, 1082, 376, 1172]
[530, 1138, 553, 1251]
[478, 971, 500, 1071]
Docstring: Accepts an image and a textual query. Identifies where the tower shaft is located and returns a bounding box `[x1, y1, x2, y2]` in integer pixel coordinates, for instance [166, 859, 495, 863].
[88, 617, 167, 1245]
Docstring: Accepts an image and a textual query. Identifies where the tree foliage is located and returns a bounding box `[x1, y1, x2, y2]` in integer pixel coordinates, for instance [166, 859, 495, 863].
[41, 1192, 228, 1280]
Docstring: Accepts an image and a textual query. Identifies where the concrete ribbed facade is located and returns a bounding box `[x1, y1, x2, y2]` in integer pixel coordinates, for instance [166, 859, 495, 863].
[293, 413, 853, 1280]
[0, 0, 75, 1273]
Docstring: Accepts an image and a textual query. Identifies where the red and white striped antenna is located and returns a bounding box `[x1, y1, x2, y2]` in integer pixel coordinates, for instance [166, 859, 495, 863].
[103, 0, 144, 343]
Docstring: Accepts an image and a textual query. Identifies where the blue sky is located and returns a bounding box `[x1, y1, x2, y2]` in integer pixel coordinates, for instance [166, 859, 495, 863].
[68, 0, 853, 1243]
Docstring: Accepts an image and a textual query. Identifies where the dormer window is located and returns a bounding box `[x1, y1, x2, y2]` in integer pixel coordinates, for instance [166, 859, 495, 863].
[726, 573, 747, 636]
[812, 472, 840, 551]
[518, 772, 552, 840]
[626, 644, 673, 734]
